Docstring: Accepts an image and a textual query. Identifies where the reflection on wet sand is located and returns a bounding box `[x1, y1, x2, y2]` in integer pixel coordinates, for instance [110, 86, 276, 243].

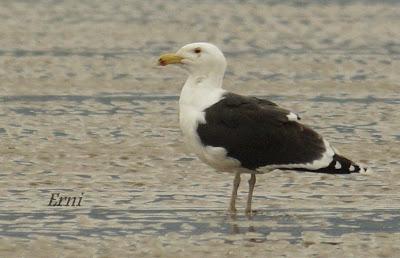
[1, 93, 399, 254]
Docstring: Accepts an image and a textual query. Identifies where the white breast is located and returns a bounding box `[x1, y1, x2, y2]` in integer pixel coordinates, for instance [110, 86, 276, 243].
[178, 81, 241, 171]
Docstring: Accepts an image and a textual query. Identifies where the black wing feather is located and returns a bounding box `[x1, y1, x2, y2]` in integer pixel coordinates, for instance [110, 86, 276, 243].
[197, 93, 325, 170]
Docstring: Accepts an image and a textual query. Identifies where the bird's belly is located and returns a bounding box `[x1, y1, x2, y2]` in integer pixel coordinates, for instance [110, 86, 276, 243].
[186, 138, 242, 172]
[179, 108, 241, 172]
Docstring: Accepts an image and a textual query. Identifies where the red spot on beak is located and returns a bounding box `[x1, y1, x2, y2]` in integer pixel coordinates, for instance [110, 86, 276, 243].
[159, 59, 167, 66]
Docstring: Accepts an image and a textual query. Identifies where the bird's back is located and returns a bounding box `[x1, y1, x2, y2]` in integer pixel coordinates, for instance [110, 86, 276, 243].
[196, 92, 368, 174]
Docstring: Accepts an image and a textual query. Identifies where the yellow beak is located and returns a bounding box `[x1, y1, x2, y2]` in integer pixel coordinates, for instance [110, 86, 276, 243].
[158, 53, 184, 66]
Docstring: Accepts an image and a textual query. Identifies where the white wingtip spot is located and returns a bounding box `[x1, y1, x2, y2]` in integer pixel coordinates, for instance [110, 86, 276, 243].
[358, 164, 373, 175]
[335, 161, 342, 169]
[286, 112, 299, 121]
[349, 165, 355, 172]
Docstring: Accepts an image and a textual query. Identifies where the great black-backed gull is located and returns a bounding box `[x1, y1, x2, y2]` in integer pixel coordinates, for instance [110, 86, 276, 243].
[158, 42, 369, 214]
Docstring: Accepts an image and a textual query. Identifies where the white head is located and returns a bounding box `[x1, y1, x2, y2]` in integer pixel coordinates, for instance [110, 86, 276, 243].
[159, 42, 227, 78]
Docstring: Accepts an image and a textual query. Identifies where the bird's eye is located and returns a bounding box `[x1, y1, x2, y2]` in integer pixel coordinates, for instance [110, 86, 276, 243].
[194, 48, 202, 54]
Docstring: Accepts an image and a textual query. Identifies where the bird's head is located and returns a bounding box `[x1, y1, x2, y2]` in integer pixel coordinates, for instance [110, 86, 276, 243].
[158, 42, 227, 76]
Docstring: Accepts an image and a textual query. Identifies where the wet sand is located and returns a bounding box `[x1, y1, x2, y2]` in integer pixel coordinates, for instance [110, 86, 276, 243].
[0, 0, 400, 257]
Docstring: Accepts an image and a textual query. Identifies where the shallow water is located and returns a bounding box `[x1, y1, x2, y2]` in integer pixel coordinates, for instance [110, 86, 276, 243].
[1, 0, 400, 257]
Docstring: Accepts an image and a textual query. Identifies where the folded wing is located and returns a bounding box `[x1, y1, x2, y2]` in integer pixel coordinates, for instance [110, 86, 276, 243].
[197, 93, 330, 171]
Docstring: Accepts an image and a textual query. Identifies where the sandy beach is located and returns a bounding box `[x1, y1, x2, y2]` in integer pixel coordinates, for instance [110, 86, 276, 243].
[0, 0, 399, 257]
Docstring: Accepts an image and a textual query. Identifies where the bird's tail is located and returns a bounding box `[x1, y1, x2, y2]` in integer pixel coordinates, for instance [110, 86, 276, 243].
[313, 154, 370, 174]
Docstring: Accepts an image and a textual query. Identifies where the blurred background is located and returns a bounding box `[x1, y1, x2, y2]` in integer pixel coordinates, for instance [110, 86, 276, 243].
[1, 0, 399, 96]
[0, 0, 399, 257]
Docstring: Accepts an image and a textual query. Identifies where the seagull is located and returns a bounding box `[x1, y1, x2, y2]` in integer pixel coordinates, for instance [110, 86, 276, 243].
[158, 42, 369, 214]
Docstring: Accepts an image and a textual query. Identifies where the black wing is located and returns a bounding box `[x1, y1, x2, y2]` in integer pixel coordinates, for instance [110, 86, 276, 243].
[197, 93, 325, 170]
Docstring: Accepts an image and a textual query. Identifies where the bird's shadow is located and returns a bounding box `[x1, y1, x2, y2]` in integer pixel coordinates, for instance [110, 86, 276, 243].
[225, 210, 259, 234]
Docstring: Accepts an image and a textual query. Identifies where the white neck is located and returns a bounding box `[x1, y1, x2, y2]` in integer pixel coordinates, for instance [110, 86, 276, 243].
[186, 72, 223, 88]
[179, 71, 226, 111]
